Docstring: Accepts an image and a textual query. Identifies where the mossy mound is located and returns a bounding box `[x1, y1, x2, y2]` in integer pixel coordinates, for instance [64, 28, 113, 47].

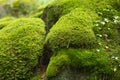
[0, 17, 15, 29]
[42, 0, 86, 32]
[46, 48, 113, 79]
[45, 8, 97, 50]
[0, 18, 45, 80]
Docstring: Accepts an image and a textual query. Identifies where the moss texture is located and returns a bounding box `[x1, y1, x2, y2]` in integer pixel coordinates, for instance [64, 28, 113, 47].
[0, 18, 45, 80]
[0, 17, 15, 29]
[46, 48, 113, 79]
[42, 0, 86, 32]
[45, 8, 97, 50]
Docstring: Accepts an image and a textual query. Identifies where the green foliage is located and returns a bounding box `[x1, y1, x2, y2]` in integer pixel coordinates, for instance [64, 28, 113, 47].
[45, 8, 97, 50]
[46, 48, 113, 78]
[0, 17, 15, 29]
[0, 18, 45, 80]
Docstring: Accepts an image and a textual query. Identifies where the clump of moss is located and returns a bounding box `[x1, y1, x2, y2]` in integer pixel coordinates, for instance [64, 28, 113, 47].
[0, 18, 45, 80]
[0, 17, 15, 29]
[46, 48, 113, 79]
[45, 8, 97, 50]
[42, 0, 86, 32]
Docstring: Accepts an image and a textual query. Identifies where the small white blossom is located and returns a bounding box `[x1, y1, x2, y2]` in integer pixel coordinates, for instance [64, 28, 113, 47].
[105, 46, 109, 49]
[111, 56, 115, 59]
[104, 34, 108, 37]
[113, 67, 117, 72]
[114, 16, 119, 19]
[99, 34, 102, 38]
[108, 28, 110, 30]
[95, 24, 99, 26]
[115, 57, 118, 60]
[104, 18, 109, 22]
[114, 19, 118, 24]
[119, 64, 120, 67]
[101, 21, 105, 25]
[96, 49, 100, 52]
[98, 42, 102, 45]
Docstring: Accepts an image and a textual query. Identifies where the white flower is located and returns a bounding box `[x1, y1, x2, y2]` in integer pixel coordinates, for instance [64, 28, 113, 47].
[113, 67, 117, 72]
[95, 24, 99, 26]
[98, 42, 101, 45]
[101, 21, 105, 25]
[96, 49, 100, 52]
[114, 19, 118, 24]
[104, 18, 109, 22]
[99, 34, 102, 38]
[115, 57, 118, 60]
[108, 28, 110, 30]
[114, 16, 119, 19]
[104, 34, 108, 37]
[105, 46, 109, 49]
[111, 56, 115, 59]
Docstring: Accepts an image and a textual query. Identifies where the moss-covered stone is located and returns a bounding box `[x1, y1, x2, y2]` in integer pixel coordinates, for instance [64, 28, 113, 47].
[0, 18, 45, 80]
[0, 17, 15, 29]
[42, 0, 86, 32]
[46, 48, 113, 79]
[45, 8, 97, 50]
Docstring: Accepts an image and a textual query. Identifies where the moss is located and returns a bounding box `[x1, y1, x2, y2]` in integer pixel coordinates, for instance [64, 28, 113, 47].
[42, 0, 87, 32]
[30, 11, 43, 18]
[45, 8, 97, 50]
[0, 17, 15, 29]
[46, 48, 113, 79]
[0, 18, 45, 80]
[87, 0, 119, 19]
[46, 53, 70, 78]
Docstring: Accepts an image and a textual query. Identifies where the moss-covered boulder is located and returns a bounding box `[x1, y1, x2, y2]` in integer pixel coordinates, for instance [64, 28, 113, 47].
[0, 17, 15, 29]
[42, 0, 86, 32]
[45, 8, 97, 50]
[0, 18, 45, 80]
[46, 49, 113, 79]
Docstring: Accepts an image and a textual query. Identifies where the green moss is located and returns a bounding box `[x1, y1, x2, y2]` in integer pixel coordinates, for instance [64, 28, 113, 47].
[45, 8, 97, 49]
[0, 17, 15, 29]
[0, 18, 45, 80]
[30, 11, 43, 18]
[46, 53, 70, 78]
[46, 48, 113, 78]
[87, 0, 119, 19]
[42, 0, 87, 32]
